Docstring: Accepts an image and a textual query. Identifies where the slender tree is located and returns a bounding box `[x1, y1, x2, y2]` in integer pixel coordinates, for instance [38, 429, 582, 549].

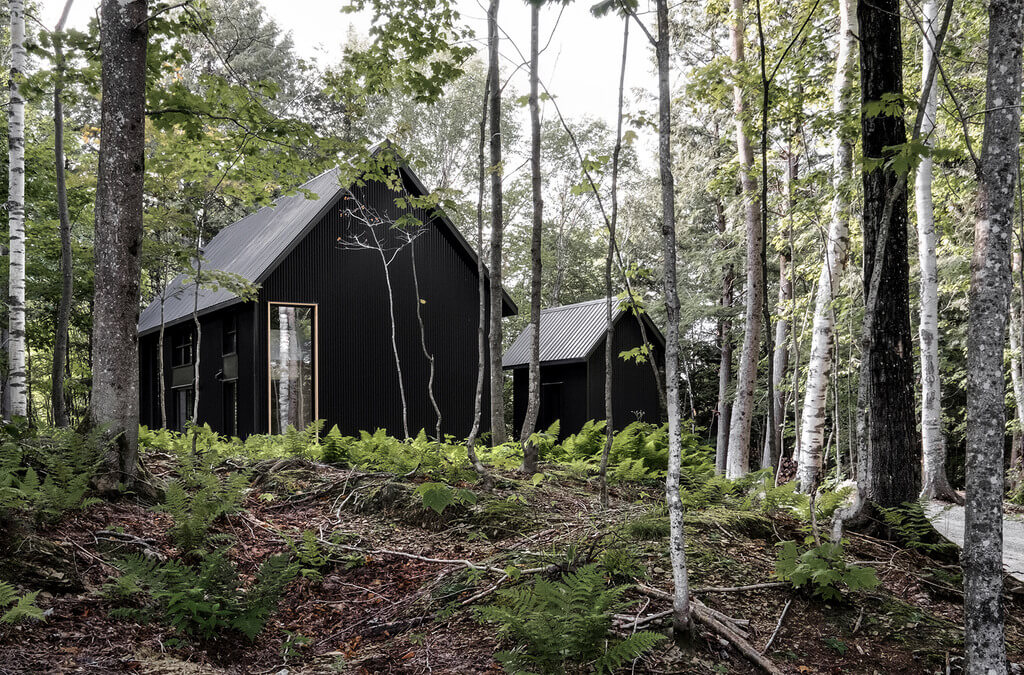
[964, 0, 1024, 669]
[796, 0, 856, 491]
[599, 15, 629, 508]
[725, 0, 764, 479]
[714, 197, 733, 475]
[7, 0, 27, 419]
[915, 0, 959, 503]
[519, 0, 544, 473]
[655, 0, 692, 638]
[465, 68, 493, 481]
[51, 0, 76, 428]
[486, 0, 508, 445]
[92, 0, 149, 491]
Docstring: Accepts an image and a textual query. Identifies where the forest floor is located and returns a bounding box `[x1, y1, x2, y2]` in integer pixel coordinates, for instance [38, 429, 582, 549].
[2, 456, 1024, 674]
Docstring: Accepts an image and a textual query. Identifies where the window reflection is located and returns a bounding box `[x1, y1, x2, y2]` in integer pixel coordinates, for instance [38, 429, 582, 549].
[270, 304, 314, 434]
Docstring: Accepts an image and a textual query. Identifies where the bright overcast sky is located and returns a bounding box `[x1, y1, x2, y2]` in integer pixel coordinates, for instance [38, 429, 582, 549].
[37, 0, 660, 145]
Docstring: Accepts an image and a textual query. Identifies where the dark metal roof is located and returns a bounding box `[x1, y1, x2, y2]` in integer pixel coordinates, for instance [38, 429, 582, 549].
[138, 157, 516, 336]
[502, 298, 664, 369]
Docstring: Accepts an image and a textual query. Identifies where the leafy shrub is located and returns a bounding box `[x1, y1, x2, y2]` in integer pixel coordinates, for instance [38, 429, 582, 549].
[774, 540, 879, 601]
[157, 470, 249, 551]
[108, 550, 298, 640]
[0, 581, 44, 624]
[284, 529, 343, 580]
[476, 564, 664, 674]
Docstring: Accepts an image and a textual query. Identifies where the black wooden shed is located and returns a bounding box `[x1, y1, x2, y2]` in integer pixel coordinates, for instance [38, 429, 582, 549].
[502, 299, 665, 439]
[138, 155, 516, 439]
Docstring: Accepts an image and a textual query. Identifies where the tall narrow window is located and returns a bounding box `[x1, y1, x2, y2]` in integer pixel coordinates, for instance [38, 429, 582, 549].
[269, 304, 315, 434]
[223, 314, 237, 355]
[172, 331, 193, 367]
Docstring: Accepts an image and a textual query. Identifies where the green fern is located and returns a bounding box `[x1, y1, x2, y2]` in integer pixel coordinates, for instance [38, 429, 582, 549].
[157, 470, 249, 551]
[0, 582, 44, 624]
[477, 564, 664, 674]
[107, 550, 298, 641]
[321, 425, 349, 464]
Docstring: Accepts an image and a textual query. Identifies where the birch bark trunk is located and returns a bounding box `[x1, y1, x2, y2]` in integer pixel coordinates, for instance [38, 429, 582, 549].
[486, 0, 507, 445]
[7, 0, 27, 419]
[797, 0, 856, 490]
[916, 0, 959, 503]
[92, 0, 148, 491]
[964, 1, 1024, 669]
[520, 2, 543, 473]
[725, 0, 765, 479]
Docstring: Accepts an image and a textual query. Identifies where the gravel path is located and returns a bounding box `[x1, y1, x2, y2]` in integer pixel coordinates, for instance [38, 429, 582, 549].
[924, 501, 1024, 582]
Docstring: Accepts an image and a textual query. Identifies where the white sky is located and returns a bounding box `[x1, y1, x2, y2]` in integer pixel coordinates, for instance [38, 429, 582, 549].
[36, 0, 660, 148]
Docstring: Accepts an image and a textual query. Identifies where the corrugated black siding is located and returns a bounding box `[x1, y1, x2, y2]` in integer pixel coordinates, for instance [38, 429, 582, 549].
[511, 312, 664, 440]
[139, 306, 257, 435]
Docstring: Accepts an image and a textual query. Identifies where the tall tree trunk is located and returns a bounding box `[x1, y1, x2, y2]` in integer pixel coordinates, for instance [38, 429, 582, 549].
[797, 0, 855, 490]
[158, 285, 167, 429]
[486, 0, 507, 445]
[92, 0, 148, 491]
[916, 0, 959, 503]
[51, 0, 76, 428]
[7, 0, 27, 419]
[964, 0, 1024, 669]
[714, 201, 733, 475]
[519, 2, 543, 473]
[1010, 244, 1024, 465]
[725, 0, 765, 479]
[599, 16, 629, 509]
[654, 0, 692, 639]
[762, 252, 791, 468]
[855, 0, 919, 510]
[466, 68, 492, 481]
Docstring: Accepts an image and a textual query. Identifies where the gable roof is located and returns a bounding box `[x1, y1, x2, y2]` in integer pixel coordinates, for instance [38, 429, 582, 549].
[502, 298, 665, 369]
[138, 159, 516, 335]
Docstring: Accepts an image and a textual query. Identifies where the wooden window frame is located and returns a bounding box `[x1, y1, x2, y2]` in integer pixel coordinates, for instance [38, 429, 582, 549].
[266, 301, 319, 433]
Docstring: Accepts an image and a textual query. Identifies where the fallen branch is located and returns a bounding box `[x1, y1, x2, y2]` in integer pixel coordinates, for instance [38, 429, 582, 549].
[692, 581, 788, 594]
[636, 583, 782, 675]
[761, 598, 792, 653]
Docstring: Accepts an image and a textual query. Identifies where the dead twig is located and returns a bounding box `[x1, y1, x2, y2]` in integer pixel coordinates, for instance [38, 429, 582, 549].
[761, 598, 792, 653]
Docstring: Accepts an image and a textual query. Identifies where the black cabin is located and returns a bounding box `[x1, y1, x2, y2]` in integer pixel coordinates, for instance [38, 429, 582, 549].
[138, 159, 516, 439]
[502, 299, 665, 439]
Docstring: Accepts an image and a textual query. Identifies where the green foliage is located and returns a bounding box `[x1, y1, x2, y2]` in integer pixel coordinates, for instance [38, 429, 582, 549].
[877, 502, 957, 555]
[599, 547, 646, 582]
[414, 481, 477, 515]
[283, 420, 325, 460]
[321, 425, 349, 465]
[774, 540, 879, 601]
[108, 550, 298, 641]
[284, 529, 343, 581]
[624, 513, 671, 541]
[157, 470, 249, 551]
[0, 582, 45, 624]
[476, 564, 664, 674]
[0, 426, 101, 525]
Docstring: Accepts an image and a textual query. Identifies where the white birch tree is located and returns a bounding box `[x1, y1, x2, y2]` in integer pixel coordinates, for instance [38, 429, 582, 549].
[796, 0, 856, 491]
[915, 0, 959, 503]
[7, 0, 27, 419]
